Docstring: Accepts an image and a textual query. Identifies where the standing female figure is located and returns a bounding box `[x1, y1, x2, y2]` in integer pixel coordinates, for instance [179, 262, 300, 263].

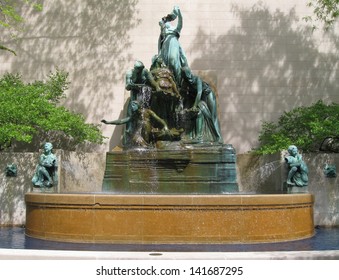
[158, 6, 188, 85]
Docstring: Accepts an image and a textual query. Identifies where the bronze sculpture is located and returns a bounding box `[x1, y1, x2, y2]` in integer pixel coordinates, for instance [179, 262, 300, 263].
[32, 142, 58, 188]
[285, 145, 309, 187]
[102, 7, 224, 149]
[101, 6, 238, 194]
[158, 6, 188, 85]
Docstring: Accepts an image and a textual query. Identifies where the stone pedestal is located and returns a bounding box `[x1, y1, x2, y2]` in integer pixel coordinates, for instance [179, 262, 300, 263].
[102, 144, 238, 193]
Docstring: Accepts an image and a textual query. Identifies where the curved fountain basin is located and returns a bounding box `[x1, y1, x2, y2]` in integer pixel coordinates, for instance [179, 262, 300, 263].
[25, 193, 314, 244]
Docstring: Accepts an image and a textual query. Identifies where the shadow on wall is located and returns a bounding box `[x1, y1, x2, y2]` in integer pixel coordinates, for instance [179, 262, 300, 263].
[0, 153, 38, 225]
[238, 151, 339, 226]
[237, 152, 285, 194]
[188, 3, 339, 151]
[304, 153, 339, 226]
[0, 150, 106, 225]
[58, 150, 106, 193]
[0, 0, 141, 151]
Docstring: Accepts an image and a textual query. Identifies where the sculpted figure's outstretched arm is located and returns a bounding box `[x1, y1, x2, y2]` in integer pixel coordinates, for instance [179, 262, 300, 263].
[101, 117, 131, 125]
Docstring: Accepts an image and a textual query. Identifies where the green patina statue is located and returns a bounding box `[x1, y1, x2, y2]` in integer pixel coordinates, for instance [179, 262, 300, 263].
[5, 163, 17, 177]
[32, 142, 58, 188]
[124, 61, 152, 132]
[181, 67, 223, 143]
[102, 6, 224, 149]
[285, 145, 309, 187]
[101, 7, 238, 193]
[150, 55, 180, 98]
[102, 101, 182, 148]
[158, 6, 188, 85]
[323, 164, 337, 178]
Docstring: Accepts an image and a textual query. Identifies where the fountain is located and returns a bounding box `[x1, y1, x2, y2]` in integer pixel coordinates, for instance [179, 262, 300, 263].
[24, 6, 314, 244]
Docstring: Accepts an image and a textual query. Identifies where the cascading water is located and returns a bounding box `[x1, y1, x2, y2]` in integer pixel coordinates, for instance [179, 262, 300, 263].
[241, 160, 284, 193]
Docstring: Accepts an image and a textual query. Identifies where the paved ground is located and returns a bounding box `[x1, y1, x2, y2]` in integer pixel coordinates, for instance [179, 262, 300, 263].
[1, 248, 339, 260]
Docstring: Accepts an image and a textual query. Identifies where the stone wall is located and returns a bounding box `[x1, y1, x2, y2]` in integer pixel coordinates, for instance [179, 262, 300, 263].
[1, 0, 338, 154]
[1, 151, 338, 226]
[238, 152, 339, 226]
[0, 151, 105, 225]
[304, 153, 339, 226]
[0, 153, 37, 225]
[58, 151, 105, 193]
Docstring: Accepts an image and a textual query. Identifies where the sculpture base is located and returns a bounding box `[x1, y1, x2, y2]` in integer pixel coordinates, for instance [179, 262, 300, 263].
[25, 193, 314, 244]
[102, 143, 238, 193]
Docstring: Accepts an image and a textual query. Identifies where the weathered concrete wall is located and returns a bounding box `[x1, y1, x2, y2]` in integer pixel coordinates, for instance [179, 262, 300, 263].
[0, 153, 36, 225]
[1, 0, 338, 154]
[0, 151, 105, 225]
[304, 153, 339, 227]
[238, 152, 339, 226]
[1, 151, 338, 226]
[237, 152, 285, 194]
[58, 151, 105, 193]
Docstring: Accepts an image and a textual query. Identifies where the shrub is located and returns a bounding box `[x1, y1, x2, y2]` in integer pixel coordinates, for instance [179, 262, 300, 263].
[255, 100, 339, 154]
[0, 70, 104, 150]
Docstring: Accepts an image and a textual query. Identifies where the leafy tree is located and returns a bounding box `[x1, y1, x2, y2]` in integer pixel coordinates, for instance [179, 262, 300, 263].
[255, 100, 339, 154]
[0, 70, 105, 150]
[0, 0, 42, 55]
[304, 0, 339, 30]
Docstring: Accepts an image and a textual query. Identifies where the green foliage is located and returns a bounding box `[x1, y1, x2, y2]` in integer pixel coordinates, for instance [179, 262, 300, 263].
[0, 70, 105, 150]
[0, 0, 42, 28]
[255, 101, 339, 154]
[0, 1, 24, 28]
[304, 0, 339, 30]
[1, 0, 42, 55]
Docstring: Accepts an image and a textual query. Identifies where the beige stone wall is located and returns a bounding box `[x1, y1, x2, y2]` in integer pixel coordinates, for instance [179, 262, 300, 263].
[58, 150, 105, 193]
[0, 151, 104, 225]
[1, 151, 338, 226]
[238, 152, 339, 226]
[0, 153, 37, 225]
[1, 0, 339, 154]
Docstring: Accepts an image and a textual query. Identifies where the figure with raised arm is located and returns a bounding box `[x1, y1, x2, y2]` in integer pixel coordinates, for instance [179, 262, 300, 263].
[158, 6, 188, 84]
